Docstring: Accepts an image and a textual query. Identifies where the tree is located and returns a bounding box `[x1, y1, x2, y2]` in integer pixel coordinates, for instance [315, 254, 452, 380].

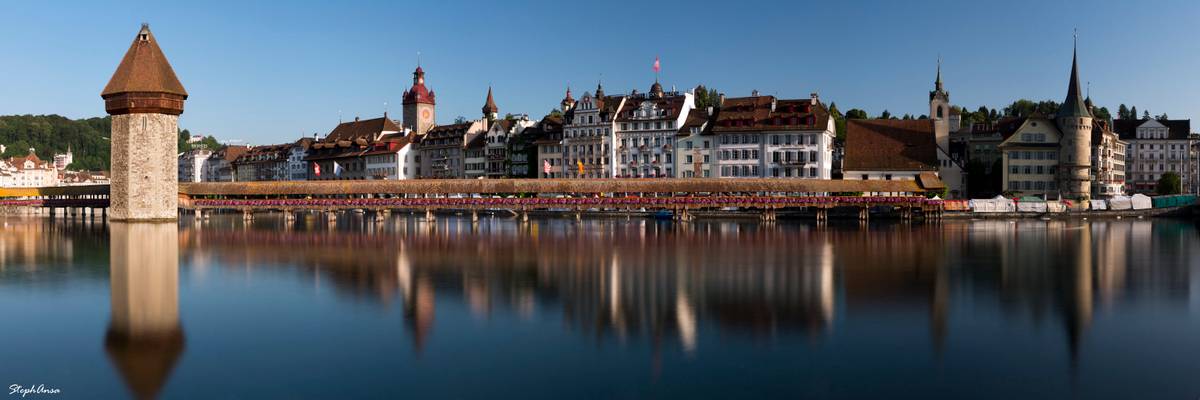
[1003, 99, 1059, 118]
[693, 85, 722, 110]
[901, 113, 914, 120]
[1156, 172, 1182, 195]
[1118, 104, 1130, 120]
[828, 102, 847, 142]
[1093, 106, 1112, 122]
[879, 110, 893, 120]
[845, 109, 868, 120]
[1156, 113, 1169, 121]
[453, 116, 468, 124]
[547, 108, 564, 118]
[1142, 110, 1151, 120]
[1130, 106, 1138, 120]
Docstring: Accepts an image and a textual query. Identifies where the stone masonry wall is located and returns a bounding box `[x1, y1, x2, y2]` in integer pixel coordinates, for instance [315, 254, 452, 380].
[109, 113, 179, 221]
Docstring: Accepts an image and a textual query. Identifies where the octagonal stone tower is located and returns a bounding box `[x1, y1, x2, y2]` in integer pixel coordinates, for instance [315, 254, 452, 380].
[102, 24, 187, 221]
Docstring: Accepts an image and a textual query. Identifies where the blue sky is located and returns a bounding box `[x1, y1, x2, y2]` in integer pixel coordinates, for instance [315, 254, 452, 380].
[2, 0, 1198, 144]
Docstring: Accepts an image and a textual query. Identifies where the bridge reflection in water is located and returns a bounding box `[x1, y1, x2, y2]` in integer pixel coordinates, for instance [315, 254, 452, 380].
[177, 215, 1193, 362]
[0, 215, 1195, 397]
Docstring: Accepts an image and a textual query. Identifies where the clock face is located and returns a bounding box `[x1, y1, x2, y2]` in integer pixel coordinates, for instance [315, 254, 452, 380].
[421, 109, 431, 122]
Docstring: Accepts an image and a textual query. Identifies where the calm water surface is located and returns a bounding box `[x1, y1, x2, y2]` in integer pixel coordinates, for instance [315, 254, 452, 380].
[1, 214, 1199, 399]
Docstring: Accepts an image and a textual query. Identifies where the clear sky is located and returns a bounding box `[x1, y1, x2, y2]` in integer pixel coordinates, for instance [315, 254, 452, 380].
[2, 0, 1198, 144]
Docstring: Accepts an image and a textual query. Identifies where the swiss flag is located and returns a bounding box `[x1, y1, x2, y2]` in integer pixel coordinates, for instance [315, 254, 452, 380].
[313, 162, 321, 176]
[653, 56, 660, 73]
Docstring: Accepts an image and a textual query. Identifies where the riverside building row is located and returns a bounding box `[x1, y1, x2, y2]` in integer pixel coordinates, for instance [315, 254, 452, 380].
[180, 65, 836, 183]
[845, 41, 1198, 200]
[176, 56, 1197, 199]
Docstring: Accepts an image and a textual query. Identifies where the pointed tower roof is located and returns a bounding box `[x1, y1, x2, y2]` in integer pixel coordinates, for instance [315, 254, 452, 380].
[102, 24, 187, 98]
[482, 86, 498, 115]
[1056, 38, 1090, 119]
[934, 58, 943, 92]
[929, 57, 948, 101]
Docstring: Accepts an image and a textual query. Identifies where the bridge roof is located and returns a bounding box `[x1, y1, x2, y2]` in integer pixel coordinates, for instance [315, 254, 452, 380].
[0, 185, 109, 197]
[179, 178, 940, 196]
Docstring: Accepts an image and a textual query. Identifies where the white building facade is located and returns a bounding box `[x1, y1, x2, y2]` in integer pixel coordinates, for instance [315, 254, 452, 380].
[1115, 118, 1195, 194]
[612, 83, 693, 178]
[562, 84, 623, 179]
[712, 94, 835, 179]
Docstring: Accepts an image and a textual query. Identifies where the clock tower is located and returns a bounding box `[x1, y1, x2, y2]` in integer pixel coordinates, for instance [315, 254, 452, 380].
[402, 65, 436, 134]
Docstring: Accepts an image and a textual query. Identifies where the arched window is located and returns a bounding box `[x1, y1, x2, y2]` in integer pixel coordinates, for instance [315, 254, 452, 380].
[937, 106, 944, 119]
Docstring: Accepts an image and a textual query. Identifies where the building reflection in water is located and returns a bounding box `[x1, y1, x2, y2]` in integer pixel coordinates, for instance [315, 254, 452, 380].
[176, 215, 1193, 364]
[106, 222, 183, 400]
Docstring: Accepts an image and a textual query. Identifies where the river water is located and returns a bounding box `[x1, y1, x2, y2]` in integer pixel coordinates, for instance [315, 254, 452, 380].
[1, 214, 1198, 399]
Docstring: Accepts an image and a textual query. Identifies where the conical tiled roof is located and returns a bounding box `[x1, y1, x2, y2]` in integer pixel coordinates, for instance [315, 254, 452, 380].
[102, 24, 187, 98]
[1056, 44, 1089, 119]
[482, 86, 498, 115]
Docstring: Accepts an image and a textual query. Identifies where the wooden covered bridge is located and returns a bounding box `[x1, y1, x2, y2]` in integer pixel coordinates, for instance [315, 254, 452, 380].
[0, 176, 946, 222]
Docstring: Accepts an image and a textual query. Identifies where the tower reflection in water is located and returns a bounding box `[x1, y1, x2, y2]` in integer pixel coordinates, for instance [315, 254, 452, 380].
[105, 222, 183, 400]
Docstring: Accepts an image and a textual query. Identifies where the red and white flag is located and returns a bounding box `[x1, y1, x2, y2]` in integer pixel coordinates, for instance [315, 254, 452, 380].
[653, 56, 661, 73]
[543, 159, 551, 175]
[313, 162, 321, 176]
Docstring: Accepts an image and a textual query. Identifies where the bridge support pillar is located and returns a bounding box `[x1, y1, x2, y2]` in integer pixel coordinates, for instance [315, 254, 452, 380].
[326, 210, 337, 223]
[193, 209, 202, 220]
[858, 207, 869, 222]
[424, 209, 435, 222]
[373, 209, 385, 222]
[242, 210, 253, 221]
[471, 210, 479, 223]
[521, 210, 529, 224]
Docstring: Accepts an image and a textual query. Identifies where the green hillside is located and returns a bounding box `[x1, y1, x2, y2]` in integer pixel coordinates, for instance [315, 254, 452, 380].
[0, 114, 212, 171]
[0, 114, 112, 171]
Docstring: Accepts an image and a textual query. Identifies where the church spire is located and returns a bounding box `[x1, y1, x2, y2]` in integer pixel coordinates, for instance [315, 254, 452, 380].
[482, 86, 498, 120]
[1056, 31, 1090, 119]
[935, 56, 943, 91]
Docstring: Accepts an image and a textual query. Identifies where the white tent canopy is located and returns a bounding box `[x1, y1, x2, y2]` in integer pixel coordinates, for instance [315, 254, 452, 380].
[1131, 194, 1153, 210]
[970, 195, 1015, 213]
[1109, 195, 1133, 210]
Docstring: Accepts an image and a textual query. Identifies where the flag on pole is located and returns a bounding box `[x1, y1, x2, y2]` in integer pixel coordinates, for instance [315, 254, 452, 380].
[576, 159, 584, 175]
[653, 56, 661, 73]
[543, 159, 551, 175]
[333, 161, 344, 177]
